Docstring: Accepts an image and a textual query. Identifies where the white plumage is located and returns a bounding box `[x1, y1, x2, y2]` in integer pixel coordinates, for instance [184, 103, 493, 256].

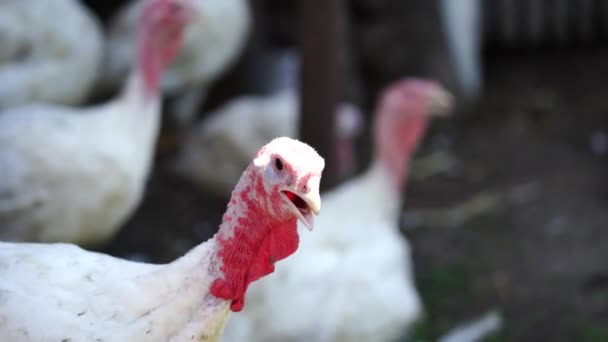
[0, 136, 325, 342]
[102, 0, 252, 125]
[0, 0, 190, 245]
[175, 90, 297, 196]
[174, 89, 363, 197]
[222, 79, 453, 342]
[0, 241, 230, 341]
[0, 0, 103, 109]
[0, 97, 158, 245]
[224, 166, 422, 342]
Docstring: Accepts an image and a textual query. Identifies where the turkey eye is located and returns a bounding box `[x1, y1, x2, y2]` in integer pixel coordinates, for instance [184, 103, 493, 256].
[274, 158, 283, 171]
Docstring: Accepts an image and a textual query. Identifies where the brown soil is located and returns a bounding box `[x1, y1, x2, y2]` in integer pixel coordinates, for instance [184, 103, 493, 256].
[407, 49, 608, 341]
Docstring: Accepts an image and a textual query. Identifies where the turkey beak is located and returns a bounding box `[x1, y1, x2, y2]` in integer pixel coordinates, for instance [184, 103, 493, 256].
[281, 178, 322, 231]
[297, 190, 321, 231]
[304, 175, 322, 216]
[429, 86, 453, 117]
[305, 191, 322, 216]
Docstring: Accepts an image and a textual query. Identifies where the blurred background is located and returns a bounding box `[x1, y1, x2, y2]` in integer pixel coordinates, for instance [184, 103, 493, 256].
[3, 0, 608, 341]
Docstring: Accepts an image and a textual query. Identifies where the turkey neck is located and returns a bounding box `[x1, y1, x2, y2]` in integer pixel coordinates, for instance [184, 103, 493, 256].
[128, 164, 300, 338]
[107, 19, 169, 180]
[114, 239, 229, 341]
[137, 20, 167, 99]
[208, 163, 300, 311]
[121, 19, 171, 108]
[374, 113, 429, 191]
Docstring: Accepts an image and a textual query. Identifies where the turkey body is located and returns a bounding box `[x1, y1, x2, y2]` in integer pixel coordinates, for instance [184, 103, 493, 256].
[0, 89, 160, 245]
[0, 0, 103, 109]
[102, 0, 252, 124]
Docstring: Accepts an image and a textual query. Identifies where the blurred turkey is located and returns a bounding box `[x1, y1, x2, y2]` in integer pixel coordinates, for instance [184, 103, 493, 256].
[174, 49, 362, 197]
[222, 78, 452, 342]
[174, 89, 363, 197]
[101, 0, 251, 126]
[0, 0, 190, 245]
[0, 0, 103, 109]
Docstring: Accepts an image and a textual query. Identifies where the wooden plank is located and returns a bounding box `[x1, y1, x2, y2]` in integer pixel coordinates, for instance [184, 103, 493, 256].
[297, 0, 344, 190]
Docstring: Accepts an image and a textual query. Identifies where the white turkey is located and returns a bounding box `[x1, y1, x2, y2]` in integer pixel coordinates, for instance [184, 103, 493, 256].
[101, 0, 252, 126]
[0, 0, 189, 245]
[222, 78, 452, 342]
[0, 0, 103, 109]
[174, 89, 363, 197]
[0, 137, 324, 342]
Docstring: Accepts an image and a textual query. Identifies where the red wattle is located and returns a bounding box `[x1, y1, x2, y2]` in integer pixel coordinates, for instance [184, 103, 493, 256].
[210, 176, 301, 312]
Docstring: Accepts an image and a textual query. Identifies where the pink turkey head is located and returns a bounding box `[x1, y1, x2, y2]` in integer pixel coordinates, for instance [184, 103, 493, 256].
[210, 137, 324, 312]
[254, 137, 325, 231]
[138, 0, 192, 94]
[374, 78, 452, 189]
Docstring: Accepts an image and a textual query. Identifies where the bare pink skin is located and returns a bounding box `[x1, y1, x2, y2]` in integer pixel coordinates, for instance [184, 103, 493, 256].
[374, 78, 448, 189]
[137, 0, 190, 98]
[208, 137, 324, 312]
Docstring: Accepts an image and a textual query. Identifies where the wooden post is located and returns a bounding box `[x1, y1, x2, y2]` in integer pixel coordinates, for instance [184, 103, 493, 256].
[82, 0, 126, 23]
[298, 0, 344, 190]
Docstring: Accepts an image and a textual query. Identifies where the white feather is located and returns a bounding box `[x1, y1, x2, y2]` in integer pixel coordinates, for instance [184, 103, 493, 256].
[0, 240, 232, 341]
[438, 310, 503, 342]
[0, 77, 160, 245]
[0, 0, 103, 109]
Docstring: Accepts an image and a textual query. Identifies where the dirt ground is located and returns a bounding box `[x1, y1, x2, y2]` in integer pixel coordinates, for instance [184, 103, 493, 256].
[407, 49, 608, 341]
[101, 49, 608, 341]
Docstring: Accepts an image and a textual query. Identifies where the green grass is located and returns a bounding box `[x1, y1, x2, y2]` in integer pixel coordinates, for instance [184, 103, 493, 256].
[413, 261, 476, 340]
[581, 324, 608, 342]
[418, 261, 473, 311]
